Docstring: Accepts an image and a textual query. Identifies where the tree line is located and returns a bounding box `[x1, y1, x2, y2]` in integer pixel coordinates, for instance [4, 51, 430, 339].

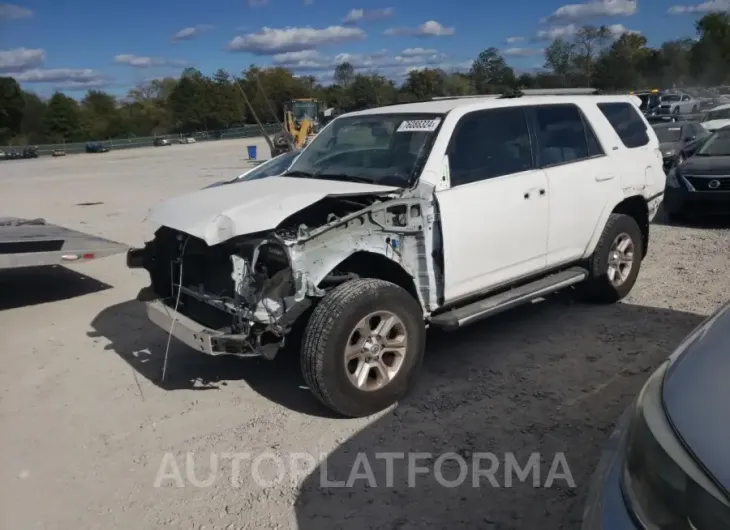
[2, 12, 730, 146]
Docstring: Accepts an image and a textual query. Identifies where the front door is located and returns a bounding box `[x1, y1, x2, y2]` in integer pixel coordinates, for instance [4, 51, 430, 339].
[435, 107, 550, 304]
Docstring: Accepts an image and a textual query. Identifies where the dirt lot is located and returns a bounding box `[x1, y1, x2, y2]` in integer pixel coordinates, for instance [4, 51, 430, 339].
[1, 139, 729, 530]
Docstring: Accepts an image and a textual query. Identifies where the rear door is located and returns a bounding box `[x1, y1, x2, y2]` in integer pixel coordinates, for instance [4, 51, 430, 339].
[525, 104, 611, 267]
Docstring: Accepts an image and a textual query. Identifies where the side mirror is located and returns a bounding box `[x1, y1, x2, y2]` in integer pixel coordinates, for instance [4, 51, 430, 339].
[685, 136, 696, 142]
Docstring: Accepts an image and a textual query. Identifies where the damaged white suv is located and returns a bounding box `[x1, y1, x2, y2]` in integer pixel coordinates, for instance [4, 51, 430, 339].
[128, 93, 665, 417]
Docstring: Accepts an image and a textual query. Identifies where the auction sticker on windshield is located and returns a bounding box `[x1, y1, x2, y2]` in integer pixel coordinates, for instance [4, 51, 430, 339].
[397, 118, 441, 132]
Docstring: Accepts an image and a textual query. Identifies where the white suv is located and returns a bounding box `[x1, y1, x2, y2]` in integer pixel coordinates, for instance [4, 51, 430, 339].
[128, 91, 666, 417]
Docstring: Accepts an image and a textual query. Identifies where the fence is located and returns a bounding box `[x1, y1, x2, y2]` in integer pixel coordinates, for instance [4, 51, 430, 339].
[1, 123, 282, 157]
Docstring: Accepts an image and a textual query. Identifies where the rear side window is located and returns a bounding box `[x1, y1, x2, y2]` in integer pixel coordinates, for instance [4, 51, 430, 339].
[531, 104, 604, 166]
[597, 102, 650, 148]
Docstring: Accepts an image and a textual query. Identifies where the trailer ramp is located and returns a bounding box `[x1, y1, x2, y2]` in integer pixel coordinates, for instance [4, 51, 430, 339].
[0, 217, 129, 270]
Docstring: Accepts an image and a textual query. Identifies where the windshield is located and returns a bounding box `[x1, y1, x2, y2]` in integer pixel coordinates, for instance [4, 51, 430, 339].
[703, 108, 730, 122]
[291, 101, 318, 121]
[653, 126, 683, 143]
[236, 150, 299, 181]
[283, 113, 443, 187]
[662, 95, 681, 102]
[696, 132, 730, 156]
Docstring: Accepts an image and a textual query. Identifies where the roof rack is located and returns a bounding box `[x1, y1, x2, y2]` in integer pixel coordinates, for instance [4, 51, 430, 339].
[431, 88, 600, 101]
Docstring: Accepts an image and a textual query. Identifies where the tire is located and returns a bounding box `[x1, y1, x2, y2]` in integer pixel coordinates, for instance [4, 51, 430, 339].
[300, 278, 426, 417]
[692, 105, 698, 113]
[580, 213, 644, 304]
[673, 107, 680, 115]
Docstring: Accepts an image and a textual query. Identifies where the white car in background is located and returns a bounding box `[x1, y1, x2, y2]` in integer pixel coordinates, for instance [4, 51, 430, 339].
[701, 103, 730, 132]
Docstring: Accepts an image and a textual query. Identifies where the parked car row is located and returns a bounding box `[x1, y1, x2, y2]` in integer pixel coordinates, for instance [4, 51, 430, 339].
[0, 147, 38, 160]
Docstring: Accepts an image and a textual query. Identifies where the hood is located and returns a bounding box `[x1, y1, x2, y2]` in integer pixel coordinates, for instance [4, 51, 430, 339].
[659, 141, 681, 155]
[702, 119, 730, 132]
[146, 176, 399, 246]
[678, 154, 730, 174]
[662, 301, 730, 495]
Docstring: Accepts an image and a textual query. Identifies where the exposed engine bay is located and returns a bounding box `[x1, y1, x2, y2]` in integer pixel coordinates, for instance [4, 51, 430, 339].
[131, 191, 443, 359]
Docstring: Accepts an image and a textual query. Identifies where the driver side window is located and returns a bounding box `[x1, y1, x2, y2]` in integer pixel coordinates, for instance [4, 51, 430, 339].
[448, 108, 533, 187]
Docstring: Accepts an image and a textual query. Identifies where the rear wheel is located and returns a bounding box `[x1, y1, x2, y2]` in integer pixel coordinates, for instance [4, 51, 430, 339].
[580, 213, 644, 304]
[300, 278, 426, 417]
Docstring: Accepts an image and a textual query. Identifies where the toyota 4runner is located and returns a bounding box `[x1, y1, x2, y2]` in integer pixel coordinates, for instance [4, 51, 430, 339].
[127, 93, 666, 418]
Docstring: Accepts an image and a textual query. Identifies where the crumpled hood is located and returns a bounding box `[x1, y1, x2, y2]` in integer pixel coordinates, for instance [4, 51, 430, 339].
[662, 301, 730, 496]
[146, 176, 398, 245]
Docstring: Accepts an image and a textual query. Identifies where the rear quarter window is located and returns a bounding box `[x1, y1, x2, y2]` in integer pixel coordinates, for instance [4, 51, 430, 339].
[597, 102, 650, 149]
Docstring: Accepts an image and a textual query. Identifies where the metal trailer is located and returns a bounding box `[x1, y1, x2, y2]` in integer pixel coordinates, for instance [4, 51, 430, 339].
[0, 217, 128, 270]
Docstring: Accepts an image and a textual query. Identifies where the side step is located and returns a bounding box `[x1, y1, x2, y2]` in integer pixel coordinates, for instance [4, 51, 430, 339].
[430, 267, 588, 331]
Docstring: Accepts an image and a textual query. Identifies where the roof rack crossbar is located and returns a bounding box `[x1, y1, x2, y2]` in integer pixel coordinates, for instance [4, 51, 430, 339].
[430, 88, 600, 101]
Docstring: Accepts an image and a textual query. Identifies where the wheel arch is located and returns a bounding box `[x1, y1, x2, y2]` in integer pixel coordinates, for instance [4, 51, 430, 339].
[584, 195, 649, 259]
[316, 250, 423, 310]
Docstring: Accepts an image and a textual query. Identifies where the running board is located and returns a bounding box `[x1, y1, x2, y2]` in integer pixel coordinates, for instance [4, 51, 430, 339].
[430, 267, 588, 331]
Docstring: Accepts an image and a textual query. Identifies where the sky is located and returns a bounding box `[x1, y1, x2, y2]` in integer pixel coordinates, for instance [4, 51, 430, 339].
[0, 0, 727, 96]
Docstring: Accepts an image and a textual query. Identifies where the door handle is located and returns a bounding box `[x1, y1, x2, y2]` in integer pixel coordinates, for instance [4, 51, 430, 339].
[539, 188, 546, 196]
[595, 175, 615, 182]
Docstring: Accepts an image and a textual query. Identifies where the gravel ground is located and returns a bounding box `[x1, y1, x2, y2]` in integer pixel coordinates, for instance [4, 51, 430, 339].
[1, 139, 729, 530]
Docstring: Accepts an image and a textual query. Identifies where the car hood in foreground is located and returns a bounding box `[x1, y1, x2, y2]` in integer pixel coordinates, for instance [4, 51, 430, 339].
[146, 176, 399, 245]
[662, 301, 730, 495]
[678, 155, 730, 174]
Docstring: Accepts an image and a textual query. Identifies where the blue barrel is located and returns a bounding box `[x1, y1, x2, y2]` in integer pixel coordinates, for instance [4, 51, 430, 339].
[247, 145, 257, 160]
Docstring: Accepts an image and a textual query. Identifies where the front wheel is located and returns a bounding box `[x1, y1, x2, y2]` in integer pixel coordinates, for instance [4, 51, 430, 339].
[579, 213, 644, 304]
[300, 278, 426, 417]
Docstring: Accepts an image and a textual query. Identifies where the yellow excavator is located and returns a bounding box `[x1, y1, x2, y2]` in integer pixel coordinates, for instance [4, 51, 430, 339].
[284, 98, 320, 148]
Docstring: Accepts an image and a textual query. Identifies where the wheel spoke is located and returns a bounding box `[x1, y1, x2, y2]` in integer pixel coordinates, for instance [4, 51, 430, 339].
[355, 361, 371, 389]
[370, 361, 390, 386]
[374, 314, 397, 338]
[617, 237, 632, 253]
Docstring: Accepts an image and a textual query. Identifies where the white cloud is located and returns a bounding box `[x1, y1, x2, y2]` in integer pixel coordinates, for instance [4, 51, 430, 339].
[0, 47, 45, 71]
[227, 25, 366, 54]
[171, 24, 214, 41]
[0, 3, 32, 19]
[270, 48, 448, 72]
[343, 7, 394, 24]
[668, 0, 730, 14]
[9, 68, 109, 87]
[502, 47, 545, 57]
[506, 36, 526, 43]
[542, 0, 637, 22]
[535, 22, 637, 40]
[383, 20, 455, 37]
[400, 47, 438, 56]
[114, 54, 188, 68]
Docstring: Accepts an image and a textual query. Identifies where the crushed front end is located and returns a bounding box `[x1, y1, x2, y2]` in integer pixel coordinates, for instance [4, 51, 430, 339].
[127, 226, 315, 359]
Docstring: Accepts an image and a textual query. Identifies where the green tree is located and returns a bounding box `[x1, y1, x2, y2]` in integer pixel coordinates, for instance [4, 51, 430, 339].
[470, 48, 516, 93]
[334, 62, 355, 87]
[0, 76, 25, 143]
[43, 92, 82, 142]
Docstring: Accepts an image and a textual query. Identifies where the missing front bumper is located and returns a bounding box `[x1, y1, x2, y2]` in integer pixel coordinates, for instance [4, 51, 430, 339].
[145, 299, 260, 357]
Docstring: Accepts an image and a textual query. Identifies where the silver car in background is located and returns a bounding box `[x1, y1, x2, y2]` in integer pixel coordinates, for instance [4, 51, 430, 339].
[657, 92, 700, 115]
